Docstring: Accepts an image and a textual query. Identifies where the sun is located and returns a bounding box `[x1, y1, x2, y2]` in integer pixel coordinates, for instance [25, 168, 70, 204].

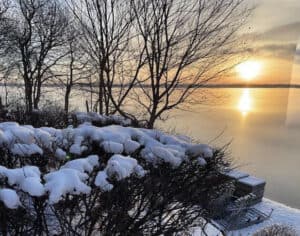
[236, 61, 262, 81]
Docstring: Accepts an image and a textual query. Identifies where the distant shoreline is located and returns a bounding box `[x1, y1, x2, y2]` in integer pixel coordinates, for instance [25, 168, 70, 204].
[1, 82, 300, 89]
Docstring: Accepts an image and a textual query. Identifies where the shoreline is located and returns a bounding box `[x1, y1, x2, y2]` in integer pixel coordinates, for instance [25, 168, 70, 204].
[1, 83, 300, 89]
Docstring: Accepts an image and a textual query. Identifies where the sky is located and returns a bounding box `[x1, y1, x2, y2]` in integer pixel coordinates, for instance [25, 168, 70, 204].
[229, 0, 300, 85]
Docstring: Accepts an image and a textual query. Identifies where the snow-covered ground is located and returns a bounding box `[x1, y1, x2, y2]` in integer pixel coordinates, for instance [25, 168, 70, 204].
[193, 198, 300, 235]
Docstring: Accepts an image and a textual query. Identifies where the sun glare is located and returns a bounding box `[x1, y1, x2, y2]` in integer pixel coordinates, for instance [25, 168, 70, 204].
[236, 61, 262, 81]
[238, 89, 252, 116]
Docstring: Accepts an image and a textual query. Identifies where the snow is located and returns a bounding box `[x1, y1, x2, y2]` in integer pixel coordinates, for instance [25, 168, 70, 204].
[11, 143, 43, 157]
[55, 148, 67, 160]
[151, 146, 182, 167]
[63, 123, 209, 168]
[0, 120, 214, 170]
[0, 165, 40, 185]
[70, 135, 85, 155]
[0, 166, 44, 196]
[186, 144, 213, 158]
[106, 154, 145, 180]
[233, 199, 300, 235]
[95, 171, 113, 191]
[0, 119, 214, 206]
[0, 129, 8, 146]
[62, 155, 99, 173]
[6, 125, 35, 144]
[238, 176, 266, 186]
[74, 112, 132, 126]
[223, 169, 249, 179]
[193, 198, 300, 235]
[34, 128, 53, 150]
[95, 154, 146, 191]
[197, 157, 207, 166]
[44, 168, 91, 204]
[124, 139, 140, 154]
[0, 188, 21, 209]
[20, 177, 44, 196]
[101, 141, 124, 154]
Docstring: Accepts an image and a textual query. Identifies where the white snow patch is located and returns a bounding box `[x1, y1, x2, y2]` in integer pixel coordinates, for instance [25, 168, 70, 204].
[44, 168, 91, 204]
[95, 171, 113, 191]
[197, 157, 207, 166]
[20, 177, 44, 196]
[124, 139, 140, 154]
[151, 146, 182, 167]
[34, 128, 52, 150]
[11, 143, 43, 157]
[0, 166, 44, 196]
[55, 148, 67, 160]
[101, 141, 124, 154]
[186, 144, 213, 158]
[193, 198, 300, 235]
[69, 135, 85, 155]
[62, 155, 99, 173]
[95, 154, 146, 191]
[0, 188, 21, 209]
[106, 154, 145, 180]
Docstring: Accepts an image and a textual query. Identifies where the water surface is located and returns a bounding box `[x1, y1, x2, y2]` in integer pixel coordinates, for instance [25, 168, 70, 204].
[162, 88, 300, 208]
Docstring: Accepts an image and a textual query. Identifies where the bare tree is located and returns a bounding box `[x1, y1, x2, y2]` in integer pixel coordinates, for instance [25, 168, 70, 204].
[67, 0, 141, 116]
[0, 0, 9, 26]
[0, 0, 10, 68]
[2, 0, 69, 113]
[53, 23, 93, 113]
[63, 40, 91, 113]
[130, 0, 249, 128]
[0, 0, 11, 107]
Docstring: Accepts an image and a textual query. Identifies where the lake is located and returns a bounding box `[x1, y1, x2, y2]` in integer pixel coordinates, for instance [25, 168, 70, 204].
[160, 88, 300, 209]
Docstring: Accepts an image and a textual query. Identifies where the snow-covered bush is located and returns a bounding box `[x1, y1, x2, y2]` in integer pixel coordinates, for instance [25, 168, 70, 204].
[71, 112, 139, 127]
[253, 224, 297, 236]
[0, 120, 234, 235]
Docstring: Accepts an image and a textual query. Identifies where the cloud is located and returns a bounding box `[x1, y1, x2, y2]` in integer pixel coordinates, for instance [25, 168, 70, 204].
[243, 22, 300, 63]
[254, 43, 298, 60]
[258, 22, 300, 42]
[250, 0, 300, 33]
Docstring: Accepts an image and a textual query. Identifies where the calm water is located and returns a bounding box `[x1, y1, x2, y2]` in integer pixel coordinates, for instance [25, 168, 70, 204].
[161, 88, 300, 208]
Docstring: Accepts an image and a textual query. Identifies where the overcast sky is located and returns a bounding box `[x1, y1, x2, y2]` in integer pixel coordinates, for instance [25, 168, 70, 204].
[250, 0, 300, 32]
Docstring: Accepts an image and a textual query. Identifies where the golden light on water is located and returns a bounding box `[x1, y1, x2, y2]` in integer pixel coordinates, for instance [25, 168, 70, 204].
[236, 61, 262, 81]
[238, 89, 252, 116]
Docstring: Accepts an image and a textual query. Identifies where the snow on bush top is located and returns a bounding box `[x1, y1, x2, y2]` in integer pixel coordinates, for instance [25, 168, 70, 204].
[0, 117, 214, 208]
[73, 112, 133, 127]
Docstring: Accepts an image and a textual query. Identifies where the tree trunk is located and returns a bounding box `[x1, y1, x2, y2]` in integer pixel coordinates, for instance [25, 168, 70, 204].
[64, 86, 71, 113]
[148, 103, 158, 129]
[98, 70, 104, 115]
[25, 81, 33, 113]
[33, 79, 42, 109]
[33, 95, 40, 109]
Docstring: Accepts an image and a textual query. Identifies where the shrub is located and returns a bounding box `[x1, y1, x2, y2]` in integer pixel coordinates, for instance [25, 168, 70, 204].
[0, 100, 67, 128]
[0, 120, 234, 235]
[253, 224, 297, 236]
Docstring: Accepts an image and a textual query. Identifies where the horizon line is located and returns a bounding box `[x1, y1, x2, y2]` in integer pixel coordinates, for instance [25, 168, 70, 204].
[1, 82, 300, 89]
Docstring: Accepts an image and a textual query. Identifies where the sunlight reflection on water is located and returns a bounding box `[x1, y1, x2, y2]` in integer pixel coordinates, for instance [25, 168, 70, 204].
[238, 88, 252, 116]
